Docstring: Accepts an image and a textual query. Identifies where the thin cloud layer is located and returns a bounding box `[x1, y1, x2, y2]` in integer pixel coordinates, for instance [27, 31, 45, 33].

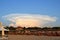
[2, 13, 57, 27]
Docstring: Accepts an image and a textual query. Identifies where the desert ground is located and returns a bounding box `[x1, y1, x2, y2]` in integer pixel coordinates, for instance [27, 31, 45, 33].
[8, 35, 60, 40]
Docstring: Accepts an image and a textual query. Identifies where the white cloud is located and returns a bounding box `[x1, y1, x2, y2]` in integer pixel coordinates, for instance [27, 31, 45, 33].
[2, 13, 57, 27]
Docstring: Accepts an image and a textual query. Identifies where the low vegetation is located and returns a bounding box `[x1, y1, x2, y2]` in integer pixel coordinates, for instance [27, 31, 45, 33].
[4, 26, 60, 36]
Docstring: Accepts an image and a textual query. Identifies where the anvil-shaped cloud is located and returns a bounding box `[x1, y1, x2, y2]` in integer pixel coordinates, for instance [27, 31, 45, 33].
[2, 13, 57, 27]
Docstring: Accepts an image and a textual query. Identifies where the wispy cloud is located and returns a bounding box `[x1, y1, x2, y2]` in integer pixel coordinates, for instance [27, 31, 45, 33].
[2, 13, 57, 27]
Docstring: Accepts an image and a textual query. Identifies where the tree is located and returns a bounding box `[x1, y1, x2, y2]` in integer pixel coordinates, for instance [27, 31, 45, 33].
[9, 26, 16, 31]
[4, 26, 9, 30]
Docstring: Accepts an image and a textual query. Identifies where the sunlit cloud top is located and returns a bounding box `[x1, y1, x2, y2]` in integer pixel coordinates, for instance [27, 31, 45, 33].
[2, 13, 57, 27]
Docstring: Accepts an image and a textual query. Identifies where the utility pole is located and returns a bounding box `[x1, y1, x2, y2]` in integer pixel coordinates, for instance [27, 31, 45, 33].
[0, 22, 5, 38]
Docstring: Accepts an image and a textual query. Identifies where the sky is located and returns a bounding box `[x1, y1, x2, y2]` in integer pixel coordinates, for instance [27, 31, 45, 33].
[0, 0, 60, 27]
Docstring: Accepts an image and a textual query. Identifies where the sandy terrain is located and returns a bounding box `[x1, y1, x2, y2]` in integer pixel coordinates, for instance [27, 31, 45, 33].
[8, 35, 60, 40]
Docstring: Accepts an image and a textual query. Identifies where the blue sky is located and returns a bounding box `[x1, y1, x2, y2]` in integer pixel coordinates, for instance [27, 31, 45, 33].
[0, 0, 60, 27]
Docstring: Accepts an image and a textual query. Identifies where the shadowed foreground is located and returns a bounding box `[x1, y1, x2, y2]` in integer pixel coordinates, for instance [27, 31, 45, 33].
[8, 35, 60, 40]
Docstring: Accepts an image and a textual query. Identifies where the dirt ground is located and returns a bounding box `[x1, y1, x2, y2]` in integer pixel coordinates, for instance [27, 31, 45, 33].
[8, 35, 60, 40]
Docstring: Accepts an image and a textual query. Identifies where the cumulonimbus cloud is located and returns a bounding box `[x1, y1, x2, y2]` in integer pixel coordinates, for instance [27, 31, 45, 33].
[2, 13, 57, 27]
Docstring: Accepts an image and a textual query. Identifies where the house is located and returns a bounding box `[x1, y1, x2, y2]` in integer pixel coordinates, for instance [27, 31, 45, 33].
[15, 26, 23, 34]
[16, 26, 23, 31]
